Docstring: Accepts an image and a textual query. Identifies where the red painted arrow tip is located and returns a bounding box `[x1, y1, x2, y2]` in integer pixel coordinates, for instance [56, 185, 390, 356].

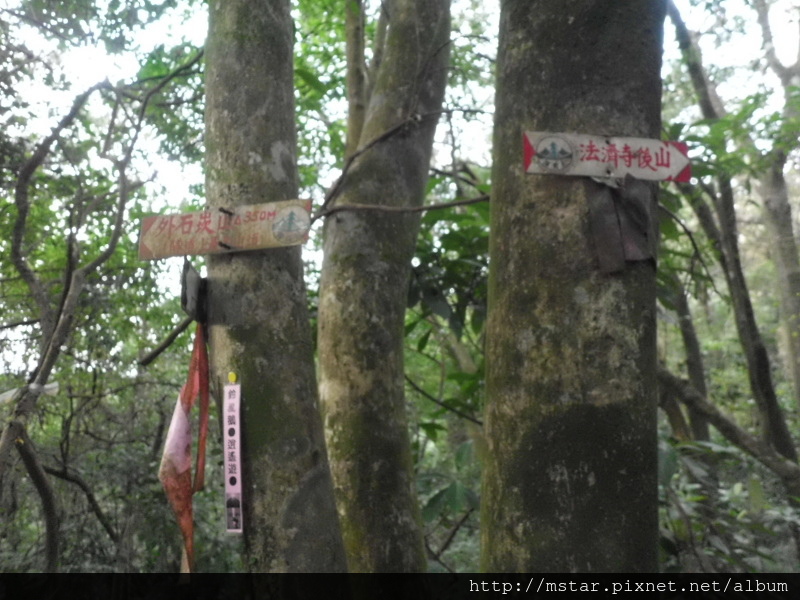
[523, 133, 535, 171]
[666, 141, 691, 182]
[668, 141, 689, 157]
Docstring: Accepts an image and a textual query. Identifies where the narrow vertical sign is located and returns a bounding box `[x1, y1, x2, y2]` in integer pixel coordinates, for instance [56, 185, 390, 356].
[224, 374, 243, 533]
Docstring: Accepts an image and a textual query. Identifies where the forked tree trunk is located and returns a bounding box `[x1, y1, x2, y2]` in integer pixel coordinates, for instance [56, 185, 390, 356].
[205, 0, 346, 572]
[317, 0, 450, 572]
[482, 1, 665, 572]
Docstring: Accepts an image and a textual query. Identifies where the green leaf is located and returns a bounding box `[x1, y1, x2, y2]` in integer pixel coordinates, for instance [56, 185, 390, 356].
[421, 287, 452, 320]
[417, 328, 432, 352]
[446, 481, 479, 512]
[422, 487, 449, 522]
[658, 440, 679, 488]
[419, 421, 446, 441]
[405, 317, 421, 335]
[747, 475, 766, 514]
[295, 65, 327, 98]
[454, 440, 474, 470]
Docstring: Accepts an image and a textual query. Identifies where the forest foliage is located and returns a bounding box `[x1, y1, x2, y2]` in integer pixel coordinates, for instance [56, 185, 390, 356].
[1, 0, 800, 572]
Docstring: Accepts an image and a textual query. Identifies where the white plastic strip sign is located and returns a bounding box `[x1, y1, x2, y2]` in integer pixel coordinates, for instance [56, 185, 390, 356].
[224, 373, 243, 533]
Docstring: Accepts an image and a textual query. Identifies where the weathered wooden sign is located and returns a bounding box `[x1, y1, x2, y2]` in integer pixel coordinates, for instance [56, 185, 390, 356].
[524, 131, 691, 182]
[138, 199, 311, 260]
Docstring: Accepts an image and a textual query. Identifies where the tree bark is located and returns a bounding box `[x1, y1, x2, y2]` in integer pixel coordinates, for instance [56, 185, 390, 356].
[345, 0, 367, 159]
[481, 1, 665, 572]
[205, 0, 346, 572]
[317, 0, 450, 572]
[760, 160, 800, 407]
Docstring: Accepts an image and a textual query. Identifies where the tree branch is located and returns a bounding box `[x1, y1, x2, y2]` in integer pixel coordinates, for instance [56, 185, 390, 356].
[366, 2, 389, 100]
[0, 318, 39, 330]
[667, 1, 726, 120]
[314, 107, 486, 221]
[316, 117, 414, 217]
[404, 375, 482, 426]
[752, 0, 792, 85]
[658, 200, 720, 296]
[431, 165, 486, 194]
[138, 315, 194, 366]
[43, 465, 119, 544]
[1, 53, 205, 490]
[345, 0, 367, 158]
[85, 51, 204, 276]
[314, 194, 488, 223]
[11, 81, 109, 337]
[15, 429, 60, 572]
[658, 367, 800, 498]
[436, 508, 474, 557]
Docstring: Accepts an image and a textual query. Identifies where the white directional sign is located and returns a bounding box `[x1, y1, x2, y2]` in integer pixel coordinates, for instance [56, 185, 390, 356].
[524, 131, 691, 182]
[138, 199, 311, 260]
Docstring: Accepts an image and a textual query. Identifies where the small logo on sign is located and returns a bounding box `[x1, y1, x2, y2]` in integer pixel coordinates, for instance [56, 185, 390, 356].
[273, 206, 310, 244]
[535, 136, 573, 171]
[226, 494, 242, 530]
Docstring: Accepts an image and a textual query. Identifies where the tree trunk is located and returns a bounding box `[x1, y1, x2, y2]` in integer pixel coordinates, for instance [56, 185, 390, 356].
[760, 163, 800, 408]
[345, 0, 367, 159]
[481, 1, 664, 572]
[672, 274, 710, 441]
[669, 3, 798, 461]
[205, 0, 346, 572]
[317, 0, 450, 572]
[712, 177, 797, 461]
[752, 0, 800, 408]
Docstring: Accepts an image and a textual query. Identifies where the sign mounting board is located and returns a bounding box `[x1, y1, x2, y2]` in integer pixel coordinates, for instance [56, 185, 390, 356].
[138, 199, 311, 260]
[524, 131, 691, 182]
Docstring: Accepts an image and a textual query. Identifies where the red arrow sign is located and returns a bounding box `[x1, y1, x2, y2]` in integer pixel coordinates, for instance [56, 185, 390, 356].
[139, 199, 311, 260]
[524, 131, 691, 182]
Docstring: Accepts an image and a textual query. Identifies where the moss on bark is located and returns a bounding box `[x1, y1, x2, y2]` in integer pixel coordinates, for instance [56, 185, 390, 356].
[317, 0, 451, 572]
[481, 1, 665, 572]
[205, 0, 346, 572]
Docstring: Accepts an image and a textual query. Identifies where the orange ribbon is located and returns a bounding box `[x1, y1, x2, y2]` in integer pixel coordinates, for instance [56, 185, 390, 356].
[158, 323, 210, 573]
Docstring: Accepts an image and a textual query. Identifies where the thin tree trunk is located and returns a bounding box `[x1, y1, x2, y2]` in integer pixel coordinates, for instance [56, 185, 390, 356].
[345, 0, 367, 159]
[317, 0, 451, 572]
[669, 2, 797, 460]
[752, 0, 800, 406]
[760, 163, 800, 407]
[672, 273, 710, 441]
[481, 1, 665, 572]
[712, 176, 796, 460]
[205, 0, 346, 572]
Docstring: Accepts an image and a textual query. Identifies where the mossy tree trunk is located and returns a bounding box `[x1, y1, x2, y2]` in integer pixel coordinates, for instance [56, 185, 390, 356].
[481, 1, 665, 572]
[317, 0, 450, 572]
[205, 0, 346, 572]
